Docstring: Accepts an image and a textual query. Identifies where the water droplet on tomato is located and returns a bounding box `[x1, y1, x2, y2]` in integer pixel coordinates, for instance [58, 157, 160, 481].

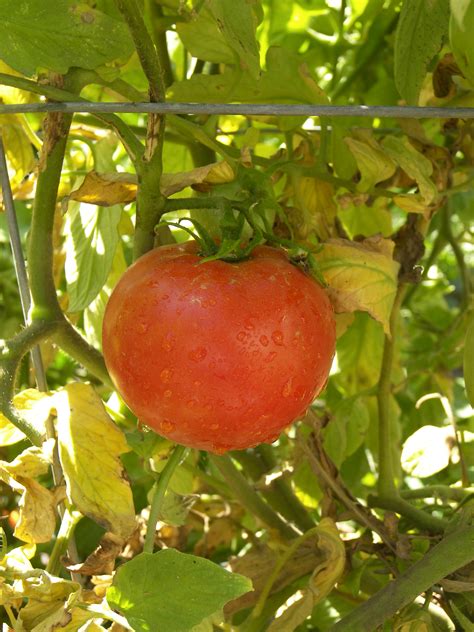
[164, 389, 172, 398]
[159, 419, 175, 433]
[189, 347, 207, 362]
[272, 331, 284, 345]
[210, 423, 219, 430]
[160, 368, 172, 383]
[282, 379, 292, 398]
[294, 385, 306, 400]
[260, 335, 269, 347]
[237, 331, 247, 342]
[245, 322, 255, 331]
[138, 321, 149, 333]
[186, 399, 198, 408]
[162, 334, 175, 352]
[267, 351, 277, 362]
[194, 380, 202, 387]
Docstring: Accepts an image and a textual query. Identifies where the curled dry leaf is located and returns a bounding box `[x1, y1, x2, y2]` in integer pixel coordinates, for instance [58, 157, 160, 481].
[64, 532, 124, 576]
[69, 162, 235, 207]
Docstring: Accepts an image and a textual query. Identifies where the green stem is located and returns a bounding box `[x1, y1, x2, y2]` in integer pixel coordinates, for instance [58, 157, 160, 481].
[28, 114, 72, 313]
[442, 204, 471, 308]
[367, 496, 447, 534]
[377, 285, 406, 499]
[116, 0, 165, 102]
[143, 445, 188, 554]
[210, 455, 299, 540]
[54, 318, 112, 387]
[116, 0, 167, 259]
[146, 0, 174, 88]
[46, 507, 82, 576]
[0, 320, 57, 445]
[400, 485, 474, 501]
[330, 525, 474, 632]
[0, 72, 143, 163]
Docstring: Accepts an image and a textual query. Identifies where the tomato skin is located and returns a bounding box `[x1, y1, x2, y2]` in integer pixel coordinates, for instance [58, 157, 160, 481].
[102, 242, 335, 453]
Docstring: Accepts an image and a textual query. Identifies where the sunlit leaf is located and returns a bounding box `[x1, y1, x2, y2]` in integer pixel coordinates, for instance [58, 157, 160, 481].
[106, 549, 253, 632]
[54, 383, 136, 539]
[401, 425, 454, 478]
[0, 0, 134, 76]
[70, 172, 137, 207]
[314, 236, 400, 335]
[450, 0, 474, 88]
[394, 0, 450, 104]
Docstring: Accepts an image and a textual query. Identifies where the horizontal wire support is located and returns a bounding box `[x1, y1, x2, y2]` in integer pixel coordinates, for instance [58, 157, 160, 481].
[0, 102, 473, 118]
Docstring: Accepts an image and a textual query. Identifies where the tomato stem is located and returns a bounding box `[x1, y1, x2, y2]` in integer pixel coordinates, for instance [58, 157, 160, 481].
[143, 444, 188, 554]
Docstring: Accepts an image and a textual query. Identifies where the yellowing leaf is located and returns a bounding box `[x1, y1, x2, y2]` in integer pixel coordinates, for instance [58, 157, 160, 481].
[68, 162, 235, 207]
[268, 519, 345, 631]
[0, 388, 51, 446]
[394, 194, 429, 214]
[381, 136, 438, 204]
[0, 440, 57, 543]
[314, 237, 400, 335]
[14, 477, 57, 544]
[291, 177, 337, 241]
[70, 171, 137, 207]
[161, 161, 235, 196]
[54, 383, 136, 539]
[344, 137, 396, 192]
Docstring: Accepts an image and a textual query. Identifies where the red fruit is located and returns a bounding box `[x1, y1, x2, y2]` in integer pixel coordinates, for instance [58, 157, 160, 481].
[102, 242, 335, 453]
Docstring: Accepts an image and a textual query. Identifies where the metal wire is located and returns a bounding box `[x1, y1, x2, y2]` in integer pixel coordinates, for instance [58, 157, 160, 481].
[0, 137, 48, 392]
[0, 101, 473, 118]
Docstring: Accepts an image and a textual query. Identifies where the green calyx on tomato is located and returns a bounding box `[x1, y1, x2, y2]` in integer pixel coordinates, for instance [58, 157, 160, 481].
[102, 241, 336, 454]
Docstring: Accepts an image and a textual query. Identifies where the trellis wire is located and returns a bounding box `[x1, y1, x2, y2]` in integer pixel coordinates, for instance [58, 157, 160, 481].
[0, 102, 474, 118]
[0, 137, 48, 393]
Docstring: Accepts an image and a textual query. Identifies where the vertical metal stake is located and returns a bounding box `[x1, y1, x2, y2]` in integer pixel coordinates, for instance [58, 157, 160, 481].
[0, 136, 48, 392]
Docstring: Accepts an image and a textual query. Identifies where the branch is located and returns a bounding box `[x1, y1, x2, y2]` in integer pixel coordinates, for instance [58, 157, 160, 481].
[330, 525, 474, 632]
[377, 285, 406, 498]
[210, 455, 299, 540]
[401, 485, 474, 502]
[0, 320, 57, 445]
[367, 495, 447, 534]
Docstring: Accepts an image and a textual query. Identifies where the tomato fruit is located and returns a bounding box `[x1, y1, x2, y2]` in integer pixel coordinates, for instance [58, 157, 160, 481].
[102, 242, 336, 453]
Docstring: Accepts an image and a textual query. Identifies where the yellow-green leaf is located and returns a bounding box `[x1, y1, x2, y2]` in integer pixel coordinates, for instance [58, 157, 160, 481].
[267, 519, 345, 631]
[0, 388, 51, 446]
[381, 136, 438, 204]
[161, 161, 235, 196]
[69, 171, 137, 207]
[54, 383, 136, 539]
[464, 315, 474, 407]
[344, 137, 396, 192]
[314, 237, 400, 335]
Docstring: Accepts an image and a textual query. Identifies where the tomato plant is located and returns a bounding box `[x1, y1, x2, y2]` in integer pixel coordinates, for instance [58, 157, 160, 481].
[103, 242, 335, 452]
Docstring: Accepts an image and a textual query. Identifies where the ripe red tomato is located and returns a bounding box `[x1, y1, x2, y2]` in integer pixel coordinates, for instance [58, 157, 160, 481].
[102, 242, 335, 453]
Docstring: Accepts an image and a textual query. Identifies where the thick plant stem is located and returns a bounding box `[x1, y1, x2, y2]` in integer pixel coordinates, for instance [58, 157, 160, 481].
[28, 113, 72, 315]
[210, 455, 299, 540]
[143, 445, 188, 553]
[377, 285, 406, 499]
[46, 506, 82, 576]
[330, 525, 474, 632]
[116, 0, 167, 259]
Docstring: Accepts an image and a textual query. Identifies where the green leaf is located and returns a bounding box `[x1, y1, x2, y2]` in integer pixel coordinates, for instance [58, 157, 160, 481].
[106, 550, 253, 632]
[0, 0, 134, 76]
[450, 0, 474, 88]
[207, 0, 261, 78]
[323, 398, 370, 467]
[464, 315, 474, 407]
[64, 201, 121, 312]
[381, 136, 438, 204]
[177, 8, 236, 66]
[168, 46, 327, 105]
[394, 0, 450, 104]
[344, 136, 396, 192]
[336, 312, 384, 395]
